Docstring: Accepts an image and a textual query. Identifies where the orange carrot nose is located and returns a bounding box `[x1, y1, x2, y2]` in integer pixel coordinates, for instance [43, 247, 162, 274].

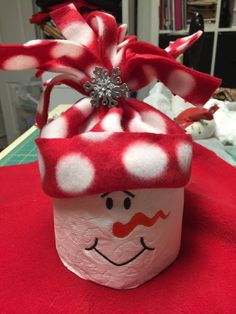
[112, 210, 169, 238]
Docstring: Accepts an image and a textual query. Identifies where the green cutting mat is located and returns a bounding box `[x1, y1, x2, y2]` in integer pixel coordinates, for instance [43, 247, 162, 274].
[0, 129, 40, 166]
[0, 105, 71, 167]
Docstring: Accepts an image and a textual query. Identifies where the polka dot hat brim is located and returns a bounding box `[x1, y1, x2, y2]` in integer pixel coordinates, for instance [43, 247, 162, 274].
[36, 97, 192, 198]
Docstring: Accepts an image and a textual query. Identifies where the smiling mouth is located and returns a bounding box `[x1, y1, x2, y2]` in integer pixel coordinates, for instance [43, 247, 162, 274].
[85, 237, 154, 267]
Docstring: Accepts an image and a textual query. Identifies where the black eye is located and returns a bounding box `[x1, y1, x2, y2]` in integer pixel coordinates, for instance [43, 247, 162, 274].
[106, 197, 113, 210]
[124, 197, 131, 210]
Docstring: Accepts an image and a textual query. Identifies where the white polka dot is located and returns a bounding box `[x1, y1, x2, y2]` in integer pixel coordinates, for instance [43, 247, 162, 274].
[177, 142, 192, 173]
[63, 22, 94, 46]
[117, 39, 129, 50]
[3, 55, 39, 70]
[40, 116, 68, 139]
[129, 115, 154, 133]
[90, 16, 104, 37]
[174, 32, 202, 53]
[118, 24, 127, 43]
[108, 44, 117, 60]
[183, 31, 202, 43]
[56, 153, 95, 193]
[141, 111, 166, 133]
[74, 97, 93, 117]
[179, 35, 193, 44]
[167, 70, 196, 98]
[111, 48, 124, 67]
[24, 39, 43, 46]
[122, 142, 168, 179]
[129, 111, 166, 134]
[50, 41, 83, 59]
[165, 46, 171, 53]
[38, 151, 45, 180]
[81, 132, 112, 141]
[176, 41, 189, 52]
[101, 112, 123, 132]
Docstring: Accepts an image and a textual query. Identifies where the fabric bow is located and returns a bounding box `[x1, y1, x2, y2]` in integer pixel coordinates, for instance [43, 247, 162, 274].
[0, 4, 221, 129]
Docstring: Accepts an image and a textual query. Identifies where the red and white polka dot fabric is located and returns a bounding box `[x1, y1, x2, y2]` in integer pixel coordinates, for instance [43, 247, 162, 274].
[0, 4, 221, 197]
[36, 97, 192, 197]
[0, 4, 220, 128]
[165, 31, 203, 58]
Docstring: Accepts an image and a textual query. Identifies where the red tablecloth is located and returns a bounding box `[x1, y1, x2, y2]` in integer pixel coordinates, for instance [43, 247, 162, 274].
[0, 143, 235, 313]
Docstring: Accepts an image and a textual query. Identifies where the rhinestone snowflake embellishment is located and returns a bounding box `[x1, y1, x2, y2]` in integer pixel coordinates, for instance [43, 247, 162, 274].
[83, 67, 129, 108]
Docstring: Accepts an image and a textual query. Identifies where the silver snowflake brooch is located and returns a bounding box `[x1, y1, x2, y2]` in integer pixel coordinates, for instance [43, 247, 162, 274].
[83, 67, 129, 108]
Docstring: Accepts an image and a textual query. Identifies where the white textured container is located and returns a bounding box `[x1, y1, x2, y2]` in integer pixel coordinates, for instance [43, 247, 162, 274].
[53, 188, 184, 289]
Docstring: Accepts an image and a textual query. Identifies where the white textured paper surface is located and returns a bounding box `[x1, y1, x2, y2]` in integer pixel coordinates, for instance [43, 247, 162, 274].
[54, 188, 184, 289]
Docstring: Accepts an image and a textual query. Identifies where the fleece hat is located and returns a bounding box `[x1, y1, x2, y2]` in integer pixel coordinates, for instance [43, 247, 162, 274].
[0, 4, 221, 199]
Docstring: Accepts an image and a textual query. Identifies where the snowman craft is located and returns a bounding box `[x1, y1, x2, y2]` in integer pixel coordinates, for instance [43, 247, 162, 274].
[175, 105, 219, 140]
[0, 4, 220, 289]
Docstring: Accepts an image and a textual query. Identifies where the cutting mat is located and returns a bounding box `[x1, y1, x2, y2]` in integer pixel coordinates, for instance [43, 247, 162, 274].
[0, 105, 70, 166]
[0, 129, 39, 166]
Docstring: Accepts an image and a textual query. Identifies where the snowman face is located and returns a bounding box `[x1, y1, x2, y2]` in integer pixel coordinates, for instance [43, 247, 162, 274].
[53, 188, 184, 289]
[185, 119, 215, 139]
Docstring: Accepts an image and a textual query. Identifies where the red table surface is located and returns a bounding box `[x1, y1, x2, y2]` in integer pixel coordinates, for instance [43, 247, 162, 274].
[0, 143, 235, 314]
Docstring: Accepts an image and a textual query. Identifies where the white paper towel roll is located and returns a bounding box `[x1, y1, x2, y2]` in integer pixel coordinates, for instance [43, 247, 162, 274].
[53, 188, 184, 289]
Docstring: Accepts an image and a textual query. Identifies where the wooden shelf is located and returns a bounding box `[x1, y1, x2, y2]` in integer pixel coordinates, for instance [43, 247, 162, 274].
[159, 29, 188, 35]
[138, 0, 236, 84]
[159, 22, 217, 35]
[218, 27, 236, 32]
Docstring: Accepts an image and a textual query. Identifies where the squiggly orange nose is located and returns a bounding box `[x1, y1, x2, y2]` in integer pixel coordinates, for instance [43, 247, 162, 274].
[112, 210, 169, 238]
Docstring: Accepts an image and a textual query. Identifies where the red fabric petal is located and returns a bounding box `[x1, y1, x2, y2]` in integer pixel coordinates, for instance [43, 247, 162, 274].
[117, 24, 127, 44]
[30, 12, 50, 24]
[86, 11, 117, 69]
[0, 5, 220, 112]
[117, 35, 137, 51]
[50, 4, 98, 56]
[113, 36, 137, 71]
[125, 41, 173, 61]
[0, 39, 102, 78]
[30, 1, 98, 24]
[0, 40, 56, 70]
[165, 31, 203, 58]
[124, 55, 221, 105]
[50, 0, 97, 11]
